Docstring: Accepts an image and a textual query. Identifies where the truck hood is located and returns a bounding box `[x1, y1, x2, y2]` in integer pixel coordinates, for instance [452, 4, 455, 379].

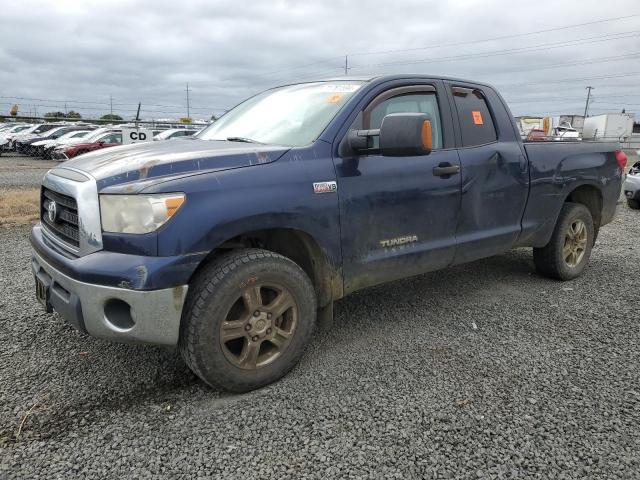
[63, 139, 291, 191]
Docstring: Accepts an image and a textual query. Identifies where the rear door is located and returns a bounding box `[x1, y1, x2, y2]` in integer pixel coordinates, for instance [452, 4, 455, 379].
[445, 82, 529, 264]
[334, 81, 462, 293]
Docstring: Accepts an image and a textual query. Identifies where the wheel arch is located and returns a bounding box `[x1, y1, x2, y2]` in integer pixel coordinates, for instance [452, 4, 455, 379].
[189, 227, 342, 308]
[563, 183, 603, 239]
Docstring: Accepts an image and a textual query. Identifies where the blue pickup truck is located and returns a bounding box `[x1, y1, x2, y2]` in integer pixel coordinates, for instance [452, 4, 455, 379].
[31, 75, 626, 391]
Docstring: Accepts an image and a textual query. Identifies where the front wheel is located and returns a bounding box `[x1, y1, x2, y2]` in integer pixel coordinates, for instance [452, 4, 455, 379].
[179, 249, 316, 392]
[628, 198, 640, 210]
[533, 202, 594, 281]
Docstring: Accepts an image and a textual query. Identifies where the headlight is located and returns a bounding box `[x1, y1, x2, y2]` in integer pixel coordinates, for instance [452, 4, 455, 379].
[100, 193, 185, 234]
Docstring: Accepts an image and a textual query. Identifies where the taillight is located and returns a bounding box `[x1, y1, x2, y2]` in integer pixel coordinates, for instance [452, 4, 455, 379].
[615, 150, 628, 170]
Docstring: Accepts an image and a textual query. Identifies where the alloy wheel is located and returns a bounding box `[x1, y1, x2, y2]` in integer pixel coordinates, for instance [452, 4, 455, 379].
[219, 283, 298, 370]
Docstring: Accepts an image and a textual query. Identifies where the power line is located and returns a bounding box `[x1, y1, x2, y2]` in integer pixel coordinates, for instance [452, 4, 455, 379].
[487, 52, 640, 76]
[347, 31, 640, 70]
[0, 95, 228, 111]
[506, 92, 640, 103]
[0, 101, 218, 115]
[496, 71, 640, 88]
[346, 13, 640, 57]
[191, 12, 640, 85]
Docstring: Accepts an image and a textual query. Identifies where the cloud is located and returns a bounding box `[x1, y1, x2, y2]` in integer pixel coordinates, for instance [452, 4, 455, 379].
[0, 0, 638, 119]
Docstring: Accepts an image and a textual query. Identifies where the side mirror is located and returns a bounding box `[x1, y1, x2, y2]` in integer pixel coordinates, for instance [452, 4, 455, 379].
[379, 113, 432, 157]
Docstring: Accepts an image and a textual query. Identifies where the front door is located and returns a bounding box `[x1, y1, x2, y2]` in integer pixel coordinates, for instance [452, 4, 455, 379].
[334, 83, 462, 294]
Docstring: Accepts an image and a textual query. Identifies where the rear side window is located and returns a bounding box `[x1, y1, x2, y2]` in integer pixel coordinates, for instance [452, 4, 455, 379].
[452, 88, 497, 147]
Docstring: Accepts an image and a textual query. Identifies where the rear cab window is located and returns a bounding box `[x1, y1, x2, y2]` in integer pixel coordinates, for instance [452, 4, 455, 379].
[451, 87, 497, 147]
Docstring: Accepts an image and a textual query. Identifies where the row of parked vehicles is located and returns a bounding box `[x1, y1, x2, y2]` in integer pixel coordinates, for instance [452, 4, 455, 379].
[0, 122, 200, 160]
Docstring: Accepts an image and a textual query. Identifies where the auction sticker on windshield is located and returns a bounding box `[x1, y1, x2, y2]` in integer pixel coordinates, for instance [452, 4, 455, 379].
[320, 84, 361, 92]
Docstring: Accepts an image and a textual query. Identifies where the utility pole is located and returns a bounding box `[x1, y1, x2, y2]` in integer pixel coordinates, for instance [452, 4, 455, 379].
[344, 55, 348, 75]
[109, 95, 113, 115]
[186, 83, 191, 118]
[135, 102, 141, 126]
[583, 86, 594, 118]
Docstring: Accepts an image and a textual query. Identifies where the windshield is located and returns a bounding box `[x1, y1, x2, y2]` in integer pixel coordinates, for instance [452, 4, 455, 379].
[43, 127, 68, 138]
[155, 130, 176, 140]
[84, 129, 111, 142]
[197, 81, 364, 147]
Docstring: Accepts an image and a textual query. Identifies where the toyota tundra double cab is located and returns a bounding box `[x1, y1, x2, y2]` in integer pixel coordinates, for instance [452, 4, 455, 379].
[31, 75, 626, 392]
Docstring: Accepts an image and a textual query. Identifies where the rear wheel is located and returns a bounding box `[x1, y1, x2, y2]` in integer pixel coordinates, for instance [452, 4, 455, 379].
[533, 202, 594, 281]
[179, 249, 316, 392]
[628, 198, 640, 210]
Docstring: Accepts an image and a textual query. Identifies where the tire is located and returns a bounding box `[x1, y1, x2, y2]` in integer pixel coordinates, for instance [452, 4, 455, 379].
[628, 199, 640, 210]
[179, 248, 316, 392]
[533, 202, 594, 281]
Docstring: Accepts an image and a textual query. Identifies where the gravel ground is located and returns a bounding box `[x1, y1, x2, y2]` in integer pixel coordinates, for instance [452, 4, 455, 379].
[1, 161, 639, 478]
[0, 154, 57, 189]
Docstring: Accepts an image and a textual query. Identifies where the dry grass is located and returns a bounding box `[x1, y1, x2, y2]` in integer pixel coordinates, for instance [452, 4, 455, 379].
[0, 188, 40, 225]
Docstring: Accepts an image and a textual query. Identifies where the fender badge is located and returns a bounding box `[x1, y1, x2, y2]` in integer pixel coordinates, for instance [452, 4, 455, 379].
[313, 181, 337, 194]
[380, 235, 418, 248]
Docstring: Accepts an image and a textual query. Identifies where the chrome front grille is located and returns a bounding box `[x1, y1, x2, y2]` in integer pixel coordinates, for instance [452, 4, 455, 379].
[41, 187, 80, 247]
[40, 167, 103, 256]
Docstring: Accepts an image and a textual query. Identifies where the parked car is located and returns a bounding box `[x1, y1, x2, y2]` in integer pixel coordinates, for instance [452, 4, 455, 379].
[0, 124, 32, 152]
[30, 75, 625, 392]
[624, 160, 640, 209]
[16, 126, 87, 156]
[154, 128, 197, 141]
[33, 129, 95, 159]
[9, 123, 63, 150]
[56, 130, 122, 159]
[526, 128, 547, 141]
[50, 128, 119, 160]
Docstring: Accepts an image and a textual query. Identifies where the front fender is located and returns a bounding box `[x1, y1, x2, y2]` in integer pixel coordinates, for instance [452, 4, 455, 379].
[148, 144, 342, 269]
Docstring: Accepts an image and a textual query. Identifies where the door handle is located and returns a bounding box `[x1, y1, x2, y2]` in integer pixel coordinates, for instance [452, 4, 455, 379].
[433, 163, 460, 177]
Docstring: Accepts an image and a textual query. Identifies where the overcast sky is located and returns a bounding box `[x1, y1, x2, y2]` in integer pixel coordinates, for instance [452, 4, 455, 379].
[1, 0, 639, 120]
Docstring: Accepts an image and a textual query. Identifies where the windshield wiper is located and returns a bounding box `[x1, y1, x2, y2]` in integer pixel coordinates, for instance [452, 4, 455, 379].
[225, 136, 262, 144]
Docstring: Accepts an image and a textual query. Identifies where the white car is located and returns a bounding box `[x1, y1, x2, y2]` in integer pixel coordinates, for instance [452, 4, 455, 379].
[32, 130, 94, 158]
[5, 124, 45, 148]
[624, 160, 640, 210]
[0, 124, 33, 150]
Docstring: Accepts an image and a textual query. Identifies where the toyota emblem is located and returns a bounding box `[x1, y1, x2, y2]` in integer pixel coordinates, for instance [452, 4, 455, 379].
[47, 201, 58, 223]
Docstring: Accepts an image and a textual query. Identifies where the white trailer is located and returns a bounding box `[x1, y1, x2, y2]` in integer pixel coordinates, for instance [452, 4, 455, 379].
[582, 113, 635, 141]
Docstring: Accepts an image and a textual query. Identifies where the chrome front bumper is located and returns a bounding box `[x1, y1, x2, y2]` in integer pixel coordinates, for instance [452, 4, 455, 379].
[32, 248, 188, 346]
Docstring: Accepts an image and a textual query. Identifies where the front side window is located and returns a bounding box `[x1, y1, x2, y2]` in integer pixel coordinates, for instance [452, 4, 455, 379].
[197, 81, 364, 147]
[366, 93, 443, 149]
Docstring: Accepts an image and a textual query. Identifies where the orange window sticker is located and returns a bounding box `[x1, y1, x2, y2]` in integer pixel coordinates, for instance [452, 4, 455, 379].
[472, 111, 484, 125]
[326, 93, 344, 104]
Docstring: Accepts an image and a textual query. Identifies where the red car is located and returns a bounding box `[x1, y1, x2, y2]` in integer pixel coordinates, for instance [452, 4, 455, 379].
[526, 128, 547, 141]
[62, 131, 122, 159]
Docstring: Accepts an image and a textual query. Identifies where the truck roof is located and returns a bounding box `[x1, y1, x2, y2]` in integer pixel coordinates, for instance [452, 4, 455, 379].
[282, 74, 495, 89]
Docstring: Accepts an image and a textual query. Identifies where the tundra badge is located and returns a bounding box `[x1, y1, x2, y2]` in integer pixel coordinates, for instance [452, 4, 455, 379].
[313, 181, 337, 194]
[380, 235, 418, 248]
